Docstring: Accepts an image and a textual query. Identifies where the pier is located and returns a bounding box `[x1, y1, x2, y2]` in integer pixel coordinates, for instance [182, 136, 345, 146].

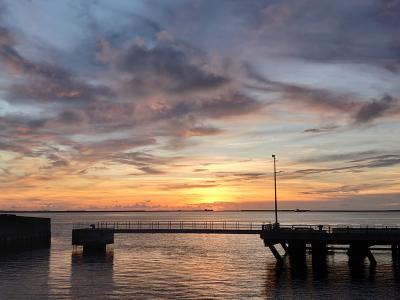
[260, 224, 400, 266]
[72, 221, 261, 252]
[72, 221, 400, 266]
[0, 214, 51, 252]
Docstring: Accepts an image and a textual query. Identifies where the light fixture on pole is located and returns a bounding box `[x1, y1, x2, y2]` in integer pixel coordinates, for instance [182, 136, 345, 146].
[272, 154, 278, 226]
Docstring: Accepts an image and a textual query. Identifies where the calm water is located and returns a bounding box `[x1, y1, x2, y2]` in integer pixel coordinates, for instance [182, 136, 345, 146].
[1, 211, 400, 299]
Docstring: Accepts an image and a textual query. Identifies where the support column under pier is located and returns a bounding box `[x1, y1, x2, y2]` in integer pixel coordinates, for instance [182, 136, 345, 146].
[288, 242, 306, 258]
[311, 242, 327, 274]
[280, 242, 289, 253]
[366, 249, 377, 266]
[268, 244, 283, 263]
[392, 244, 399, 262]
[288, 242, 307, 274]
[311, 242, 327, 258]
[347, 243, 376, 266]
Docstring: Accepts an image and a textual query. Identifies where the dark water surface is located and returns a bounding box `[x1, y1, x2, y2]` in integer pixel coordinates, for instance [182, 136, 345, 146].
[1, 211, 400, 299]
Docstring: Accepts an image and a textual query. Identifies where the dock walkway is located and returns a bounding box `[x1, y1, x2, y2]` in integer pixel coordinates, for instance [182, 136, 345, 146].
[73, 220, 263, 234]
[72, 221, 400, 265]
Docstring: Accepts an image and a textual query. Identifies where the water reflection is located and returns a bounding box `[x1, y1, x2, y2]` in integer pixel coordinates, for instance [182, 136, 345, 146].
[70, 250, 114, 299]
[4, 212, 400, 298]
[0, 249, 50, 299]
[265, 253, 400, 299]
[312, 254, 328, 278]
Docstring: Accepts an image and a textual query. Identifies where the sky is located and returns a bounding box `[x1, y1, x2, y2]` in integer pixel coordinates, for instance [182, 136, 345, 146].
[0, 0, 399, 211]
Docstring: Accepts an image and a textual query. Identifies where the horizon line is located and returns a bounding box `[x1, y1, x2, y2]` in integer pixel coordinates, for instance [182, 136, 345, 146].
[2, 209, 400, 213]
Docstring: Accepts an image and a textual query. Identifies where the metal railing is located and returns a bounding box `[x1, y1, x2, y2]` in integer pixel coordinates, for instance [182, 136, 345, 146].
[72, 221, 400, 234]
[73, 220, 266, 231]
[261, 224, 400, 234]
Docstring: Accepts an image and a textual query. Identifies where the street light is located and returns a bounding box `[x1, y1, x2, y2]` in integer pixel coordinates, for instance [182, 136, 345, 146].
[272, 154, 278, 226]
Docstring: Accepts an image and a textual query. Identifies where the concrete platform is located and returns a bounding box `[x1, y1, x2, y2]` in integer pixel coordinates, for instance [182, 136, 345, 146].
[0, 214, 51, 252]
[72, 228, 114, 254]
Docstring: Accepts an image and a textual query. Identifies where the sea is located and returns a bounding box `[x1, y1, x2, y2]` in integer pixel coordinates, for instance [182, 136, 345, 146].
[1, 211, 400, 299]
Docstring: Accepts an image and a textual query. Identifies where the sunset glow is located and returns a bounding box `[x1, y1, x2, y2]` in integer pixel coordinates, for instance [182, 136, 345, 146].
[0, 1, 399, 210]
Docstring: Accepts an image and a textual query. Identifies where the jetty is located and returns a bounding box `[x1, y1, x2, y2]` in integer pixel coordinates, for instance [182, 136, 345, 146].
[72, 220, 400, 265]
[0, 214, 51, 252]
[260, 223, 400, 266]
[72, 221, 261, 253]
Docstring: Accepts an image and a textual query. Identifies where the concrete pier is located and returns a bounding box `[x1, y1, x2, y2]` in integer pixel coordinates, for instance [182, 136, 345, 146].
[70, 221, 400, 268]
[260, 224, 400, 266]
[72, 228, 114, 254]
[0, 214, 51, 252]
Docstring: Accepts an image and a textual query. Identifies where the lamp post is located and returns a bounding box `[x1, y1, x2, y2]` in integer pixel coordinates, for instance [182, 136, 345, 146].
[272, 154, 278, 226]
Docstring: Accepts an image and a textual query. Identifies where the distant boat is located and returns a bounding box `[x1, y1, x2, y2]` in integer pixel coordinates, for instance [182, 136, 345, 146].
[294, 209, 309, 212]
[204, 209, 214, 212]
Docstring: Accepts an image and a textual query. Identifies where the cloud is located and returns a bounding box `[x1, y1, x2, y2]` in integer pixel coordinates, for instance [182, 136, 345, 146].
[245, 65, 358, 113]
[58, 110, 85, 124]
[193, 168, 208, 172]
[215, 171, 268, 183]
[244, 1, 400, 70]
[246, 65, 399, 125]
[150, 93, 263, 121]
[192, 193, 400, 211]
[303, 124, 339, 133]
[111, 151, 179, 174]
[300, 183, 386, 195]
[354, 94, 398, 124]
[297, 150, 380, 164]
[0, 26, 113, 103]
[76, 138, 157, 163]
[289, 154, 400, 177]
[119, 41, 230, 94]
[109, 200, 161, 211]
[165, 182, 219, 190]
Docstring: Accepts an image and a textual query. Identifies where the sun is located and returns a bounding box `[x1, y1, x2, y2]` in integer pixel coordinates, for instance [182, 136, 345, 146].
[190, 186, 236, 205]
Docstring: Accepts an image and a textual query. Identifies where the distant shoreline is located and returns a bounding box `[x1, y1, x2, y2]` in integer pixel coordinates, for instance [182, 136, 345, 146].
[1, 209, 400, 213]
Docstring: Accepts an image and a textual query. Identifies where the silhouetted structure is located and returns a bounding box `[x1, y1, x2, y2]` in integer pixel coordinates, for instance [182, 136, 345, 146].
[261, 224, 400, 266]
[72, 221, 261, 253]
[0, 214, 51, 252]
[72, 227, 114, 254]
[72, 220, 400, 268]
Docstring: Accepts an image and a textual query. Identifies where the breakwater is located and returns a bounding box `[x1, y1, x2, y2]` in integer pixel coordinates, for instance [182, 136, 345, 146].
[0, 214, 51, 252]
